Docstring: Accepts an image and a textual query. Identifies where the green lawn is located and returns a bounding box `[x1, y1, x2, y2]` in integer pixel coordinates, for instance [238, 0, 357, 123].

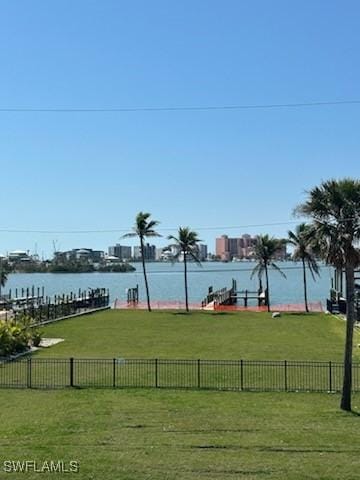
[0, 388, 360, 479]
[1, 310, 359, 479]
[36, 309, 357, 361]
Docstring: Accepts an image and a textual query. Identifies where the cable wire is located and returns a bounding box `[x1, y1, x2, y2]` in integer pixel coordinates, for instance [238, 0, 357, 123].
[0, 217, 358, 234]
[0, 100, 360, 113]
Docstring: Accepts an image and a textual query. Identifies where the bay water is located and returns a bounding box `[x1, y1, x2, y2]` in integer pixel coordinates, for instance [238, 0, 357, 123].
[4, 261, 332, 307]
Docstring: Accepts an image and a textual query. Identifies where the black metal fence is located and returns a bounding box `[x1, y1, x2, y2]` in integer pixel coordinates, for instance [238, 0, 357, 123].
[0, 358, 358, 393]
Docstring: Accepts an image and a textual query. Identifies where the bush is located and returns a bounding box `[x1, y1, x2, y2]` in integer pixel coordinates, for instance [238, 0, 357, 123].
[0, 315, 42, 357]
[32, 330, 42, 347]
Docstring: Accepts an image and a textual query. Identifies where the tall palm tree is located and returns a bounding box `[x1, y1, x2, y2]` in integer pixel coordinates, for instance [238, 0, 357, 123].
[0, 257, 8, 299]
[287, 223, 320, 312]
[250, 234, 286, 312]
[123, 212, 160, 312]
[168, 227, 201, 312]
[297, 178, 360, 412]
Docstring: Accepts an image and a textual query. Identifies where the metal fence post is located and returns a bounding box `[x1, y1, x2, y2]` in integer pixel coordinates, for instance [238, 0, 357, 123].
[155, 358, 158, 388]
[240, 359, 244, 390]
[70, 357, 74, 387]
[27, 357, 32, 388]
[113, 358, 116, 388]
[329, 361, 332, 392]
[284, 360, 288, 392]
[197, 359, 201, 389]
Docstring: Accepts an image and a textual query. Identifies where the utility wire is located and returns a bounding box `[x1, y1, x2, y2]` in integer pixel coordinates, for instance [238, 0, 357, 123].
[0, 100, 360, 113]
[0, 222, 298, 234]
[0, 217, 358, 234]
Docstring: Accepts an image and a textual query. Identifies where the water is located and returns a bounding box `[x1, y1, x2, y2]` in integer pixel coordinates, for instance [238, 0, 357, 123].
[4, 261, 332, 306]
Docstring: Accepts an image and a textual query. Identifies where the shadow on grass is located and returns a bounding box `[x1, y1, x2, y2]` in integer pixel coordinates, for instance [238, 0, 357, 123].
[210, 312, 234, 316]
[171, 311, 234, 316]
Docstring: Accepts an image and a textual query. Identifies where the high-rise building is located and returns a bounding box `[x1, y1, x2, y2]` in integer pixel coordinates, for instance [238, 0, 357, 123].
[197, 244, 208, 261]
[228, 238, 238, 258]
[215, 235, 230, 261]
[108, 244, 131, 260]
[133, 243, 156, 261]
[215, 234, 259, 260]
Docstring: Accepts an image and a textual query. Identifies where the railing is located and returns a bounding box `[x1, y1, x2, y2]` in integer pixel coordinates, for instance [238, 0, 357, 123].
[12, 289, 110, 325]
[0, 358, 356, 392]
[201, 279, 237, 307]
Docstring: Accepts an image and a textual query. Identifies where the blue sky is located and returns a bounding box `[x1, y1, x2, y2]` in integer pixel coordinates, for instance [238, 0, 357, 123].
[0, 0, 359, 257]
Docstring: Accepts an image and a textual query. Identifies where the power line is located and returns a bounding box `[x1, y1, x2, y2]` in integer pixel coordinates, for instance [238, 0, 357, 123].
[0, 221, 299, 234]
[0, 217, 358, 234]
[0, 100, 360, 113]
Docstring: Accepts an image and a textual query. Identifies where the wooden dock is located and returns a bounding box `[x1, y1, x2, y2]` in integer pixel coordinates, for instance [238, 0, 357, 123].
[201, 279, 268, 309]
[0, 287, 110, 324]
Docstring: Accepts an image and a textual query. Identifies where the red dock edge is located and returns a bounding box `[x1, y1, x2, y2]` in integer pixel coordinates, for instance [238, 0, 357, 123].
[113, 299, 323, 313]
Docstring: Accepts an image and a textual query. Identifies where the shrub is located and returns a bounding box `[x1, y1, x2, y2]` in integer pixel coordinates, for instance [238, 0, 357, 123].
[32, 330, 42, 347]
[0, 315, 42, 357]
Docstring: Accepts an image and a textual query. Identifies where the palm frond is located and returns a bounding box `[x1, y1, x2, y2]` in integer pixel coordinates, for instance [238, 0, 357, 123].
[270, 262, 287, 279]
[188, 250, 202, 266]
[169, 251, 181, 264]
[250, 263, 264, 280]
[145, 231, 162, 238]
[306, 257, 321, 281]
[167, 235, 179, 243]
[121, 232, 137, 239]
[123, 211, 161, 240]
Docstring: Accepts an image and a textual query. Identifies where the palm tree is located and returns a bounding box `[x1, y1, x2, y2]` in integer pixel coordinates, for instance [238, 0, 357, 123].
[297, 178, 360, 412]
[123, 212, 160, 312]
[0, 257, 8, 299]
[168, 227, 201, 312]
[250, 234, 286, 312]
[287, 223, 320, 312]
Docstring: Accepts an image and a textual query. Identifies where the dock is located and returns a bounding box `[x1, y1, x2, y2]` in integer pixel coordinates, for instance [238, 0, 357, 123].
[0, 287, 110, 324]
[201, 279, 268, 309]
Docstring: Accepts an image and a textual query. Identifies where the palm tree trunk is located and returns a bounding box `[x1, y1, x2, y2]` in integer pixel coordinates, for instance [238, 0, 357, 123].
[302, 258, 309, 313]
[340, 262, 355, 411]
[265, 264, 270, 312]
[0, 258, 2, 298]
[184, 251, 189, 312]
[140, 236, 151, 312]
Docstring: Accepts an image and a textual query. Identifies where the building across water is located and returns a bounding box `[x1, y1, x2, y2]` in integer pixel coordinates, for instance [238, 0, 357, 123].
[133, 244, 156, 261]
[215, 234, 286, 261]
[108, 244, 132, 261]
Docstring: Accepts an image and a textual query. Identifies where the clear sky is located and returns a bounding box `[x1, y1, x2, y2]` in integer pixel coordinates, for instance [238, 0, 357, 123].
[0, 0, 359, 257]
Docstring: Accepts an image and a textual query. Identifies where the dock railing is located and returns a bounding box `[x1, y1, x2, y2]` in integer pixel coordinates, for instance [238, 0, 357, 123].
[10, 288, 110, 324]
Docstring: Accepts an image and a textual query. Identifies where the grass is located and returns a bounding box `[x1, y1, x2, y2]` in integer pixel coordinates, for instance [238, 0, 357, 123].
[1, 310, 359, 479]
[35, 309, 357, 361]
[0, 388, 360, 479]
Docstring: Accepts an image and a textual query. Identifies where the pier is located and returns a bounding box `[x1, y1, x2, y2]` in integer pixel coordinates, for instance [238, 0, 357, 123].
[201, 279, 268, 309]
[126, 285, 139, 305]
[0, 287, 110, 324]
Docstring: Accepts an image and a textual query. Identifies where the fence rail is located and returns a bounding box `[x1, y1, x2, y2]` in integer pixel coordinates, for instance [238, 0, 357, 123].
[0, 358, 357, 392]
